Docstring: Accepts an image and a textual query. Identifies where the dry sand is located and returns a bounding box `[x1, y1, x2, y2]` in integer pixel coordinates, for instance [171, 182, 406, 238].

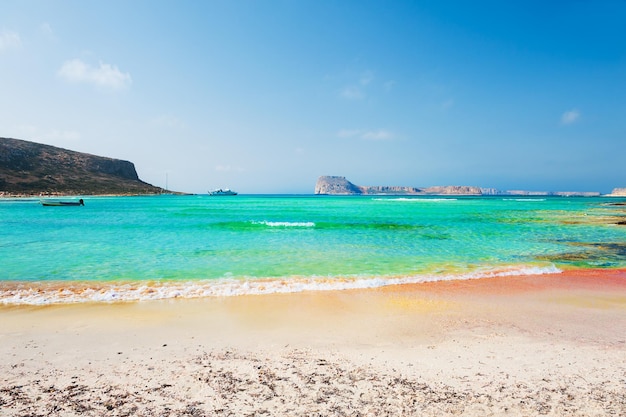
[1, 269, 625, 416]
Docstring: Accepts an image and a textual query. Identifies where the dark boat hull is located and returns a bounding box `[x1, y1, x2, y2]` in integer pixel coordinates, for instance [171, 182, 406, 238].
[40, 199, 84, 206]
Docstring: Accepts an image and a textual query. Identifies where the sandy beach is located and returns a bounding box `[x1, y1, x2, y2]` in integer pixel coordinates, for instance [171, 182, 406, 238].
[1, 269, 625, 416]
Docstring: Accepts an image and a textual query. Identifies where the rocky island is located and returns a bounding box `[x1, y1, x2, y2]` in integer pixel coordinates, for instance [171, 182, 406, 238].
[608, 188, 626, 197]
[314, 176, 610, 197]
[314, 176, 482, 195]
[0, 137, 163, 196]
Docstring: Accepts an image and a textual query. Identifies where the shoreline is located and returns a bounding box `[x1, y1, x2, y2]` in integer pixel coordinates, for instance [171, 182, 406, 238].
[0, 193, 181, 199]
[2, 193, 626, 198]
[0, 264, 565, 305]
[2, 269, 625, 415]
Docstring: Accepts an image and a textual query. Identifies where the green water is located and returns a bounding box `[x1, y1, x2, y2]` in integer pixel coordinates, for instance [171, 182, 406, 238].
[1, 195, 625, 304]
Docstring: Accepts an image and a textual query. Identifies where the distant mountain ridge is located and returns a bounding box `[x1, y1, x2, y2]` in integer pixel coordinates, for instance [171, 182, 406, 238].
[0, 137, 163, 196]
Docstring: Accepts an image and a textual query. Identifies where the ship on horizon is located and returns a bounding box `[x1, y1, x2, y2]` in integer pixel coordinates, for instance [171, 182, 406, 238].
[208, 188, 238, 196]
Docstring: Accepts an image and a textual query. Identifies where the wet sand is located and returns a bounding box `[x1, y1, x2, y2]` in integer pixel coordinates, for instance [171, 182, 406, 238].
[1, 269, 625, 416]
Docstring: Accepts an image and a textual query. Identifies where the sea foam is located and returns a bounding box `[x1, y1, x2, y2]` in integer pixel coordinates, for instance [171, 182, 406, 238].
[0, 264, 561, 305]
[373, 198, 458, 202]
[251, 221, 316, 227]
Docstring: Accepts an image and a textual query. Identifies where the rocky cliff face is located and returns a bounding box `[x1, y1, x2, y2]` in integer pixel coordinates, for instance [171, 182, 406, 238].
[314, 176, 482, 195]
[359, 185, 422, 194]
[421, 185, 482, 195]
[609, 188, 626, 196]
[314, 176, 362, 194]
[0, 137, 163, 196]
[314, 176, 608, 197]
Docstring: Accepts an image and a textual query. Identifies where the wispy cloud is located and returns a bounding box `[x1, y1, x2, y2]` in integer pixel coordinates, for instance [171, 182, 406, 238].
[340, 86, 365, 100]
[215, 164, 244, 172]
[362, 130, 393, 140]
[337, 129, 394, 141]
[12, 125, 81, 143]
[340, 70, 376, 100]
[58, 58, 132, 90]
[41, 129, 81, 142]
[40, 23, 56, 39]
[0, 30, 22, 51]
[561, 109, 580, 125]
[337, 129, 362, 138]
[150, 115, 186, 129]
[441, 99, 455, 110]
[359, 70, 374, 85]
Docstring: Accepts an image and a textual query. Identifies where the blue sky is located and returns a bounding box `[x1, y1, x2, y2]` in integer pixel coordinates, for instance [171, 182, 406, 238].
[1, 1, 624, 193]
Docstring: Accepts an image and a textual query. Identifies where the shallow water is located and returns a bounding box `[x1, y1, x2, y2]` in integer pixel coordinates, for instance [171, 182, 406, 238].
[1, 195, 625, 304]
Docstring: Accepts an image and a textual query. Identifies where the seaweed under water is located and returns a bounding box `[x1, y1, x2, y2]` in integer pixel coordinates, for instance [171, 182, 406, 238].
[537, 241, 626, 268]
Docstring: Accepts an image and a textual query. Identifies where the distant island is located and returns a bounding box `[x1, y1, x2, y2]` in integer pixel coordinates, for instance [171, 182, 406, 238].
[314, 176, 620, 197]
[0, 137, 164, 196]
[314, 176, 482, 195]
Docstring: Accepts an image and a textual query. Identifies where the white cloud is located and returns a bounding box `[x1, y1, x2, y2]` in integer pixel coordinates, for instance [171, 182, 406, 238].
[361, 129, 393, 141]
[561, 109, 580, 125]
[58, 58, 132, 90]
[340, 86, 365, 100]
[340, 70, 382, 100]
[337, 129, 394, 141]
[0, 30, 22, 51]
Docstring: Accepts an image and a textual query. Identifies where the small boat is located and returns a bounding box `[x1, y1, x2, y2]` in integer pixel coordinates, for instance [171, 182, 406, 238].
[40, 199, 85, 206]
[208, 188, 238, 196]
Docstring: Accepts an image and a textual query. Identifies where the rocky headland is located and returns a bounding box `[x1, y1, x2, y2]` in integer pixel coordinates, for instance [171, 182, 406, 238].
[608, 188, 626, 197]
[0, 137, 163, 196]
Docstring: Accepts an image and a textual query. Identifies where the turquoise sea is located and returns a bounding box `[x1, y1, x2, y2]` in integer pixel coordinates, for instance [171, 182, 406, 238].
[1, 195, 625, 305]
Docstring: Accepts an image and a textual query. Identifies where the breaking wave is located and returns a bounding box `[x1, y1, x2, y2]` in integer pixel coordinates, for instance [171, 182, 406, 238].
[373, 198, 458, 202]
[0, 264, 561, 305]
[251, 221, 316, 227]
[502, 198, 547, 202]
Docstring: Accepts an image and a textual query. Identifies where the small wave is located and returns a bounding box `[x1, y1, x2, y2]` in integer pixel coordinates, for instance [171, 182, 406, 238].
[251, 221, 315, 227]
[373, 198, 458, 202]
[502, 198, 547, 202]
[0, 264, 561, 305]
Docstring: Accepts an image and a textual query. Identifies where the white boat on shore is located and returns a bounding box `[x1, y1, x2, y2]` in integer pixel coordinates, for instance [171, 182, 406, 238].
[208, 188, 238, 196]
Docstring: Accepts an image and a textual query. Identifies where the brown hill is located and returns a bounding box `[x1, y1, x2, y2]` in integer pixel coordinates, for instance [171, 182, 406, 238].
[0, 137, 163, 196]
